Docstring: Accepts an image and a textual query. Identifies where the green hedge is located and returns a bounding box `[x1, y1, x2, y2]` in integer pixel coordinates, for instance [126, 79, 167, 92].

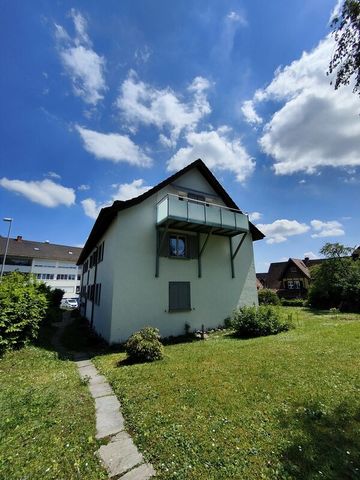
[280, 298, 305, 307]
[0, 272, 48, 355]
[258, 289, 281, 305]
[231, 305, 292, 338]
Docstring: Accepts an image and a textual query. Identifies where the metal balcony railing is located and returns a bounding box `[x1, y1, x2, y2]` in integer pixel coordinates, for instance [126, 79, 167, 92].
[156, 194, 249, 233]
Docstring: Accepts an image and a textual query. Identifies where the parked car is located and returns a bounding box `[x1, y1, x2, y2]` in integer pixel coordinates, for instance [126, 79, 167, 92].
[61, 298, 78, 309]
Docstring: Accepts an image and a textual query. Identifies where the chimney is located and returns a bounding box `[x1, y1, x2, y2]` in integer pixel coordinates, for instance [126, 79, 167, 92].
[304, 257, 309, 265]
[16, 235, 22, 242]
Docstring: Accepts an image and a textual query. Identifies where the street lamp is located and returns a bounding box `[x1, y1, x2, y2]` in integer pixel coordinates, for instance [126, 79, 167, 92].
[0, 217, 13, 280]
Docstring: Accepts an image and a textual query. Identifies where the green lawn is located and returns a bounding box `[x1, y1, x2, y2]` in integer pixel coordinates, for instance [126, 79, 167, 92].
[94, 309, 360, 480]
[0, 327, 107, 480]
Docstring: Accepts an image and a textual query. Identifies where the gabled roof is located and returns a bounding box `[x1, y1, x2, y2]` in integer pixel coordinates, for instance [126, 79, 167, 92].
[0, 236, 82, 262]
[290, 258, 311, 279]
[77, 159, 265, 264]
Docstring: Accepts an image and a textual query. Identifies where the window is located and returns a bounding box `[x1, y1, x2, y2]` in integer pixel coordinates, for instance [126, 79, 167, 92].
[94, 283, 102, 305]
[97, 242, 104, 263]
[77, 275, 81, 281]
[294, 280, 301, 289]
[169, 235, 187, 258]
[169, 282, 191, 312]
[188, 192, 206, 202]
[287, 280, 294, 289]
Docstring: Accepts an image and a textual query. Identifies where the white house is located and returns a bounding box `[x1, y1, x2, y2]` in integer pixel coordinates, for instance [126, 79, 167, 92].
[77, 159, 264, 343]
[0, 236, 82, 299]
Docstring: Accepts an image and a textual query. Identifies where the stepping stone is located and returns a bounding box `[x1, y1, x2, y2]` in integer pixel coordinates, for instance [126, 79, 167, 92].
[120, 463, 156, 480]
[89, 381, 113, 398]
[78, 364, 98, 380]
[97, 431, 143, 478]
[89, 373, 109, 386]
[75, 359, 92, 368]
[95, 395, 124, 439]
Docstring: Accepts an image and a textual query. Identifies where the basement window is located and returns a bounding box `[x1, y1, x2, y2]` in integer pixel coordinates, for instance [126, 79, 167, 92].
[169, 282, 191, 312]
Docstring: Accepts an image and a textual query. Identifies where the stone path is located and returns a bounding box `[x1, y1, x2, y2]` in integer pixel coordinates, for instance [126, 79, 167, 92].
[52, 314, 156, 479]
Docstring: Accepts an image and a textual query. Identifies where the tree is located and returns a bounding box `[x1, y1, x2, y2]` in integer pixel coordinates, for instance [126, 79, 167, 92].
[328, 0, 360, 95]
[308, 242, 360, 310]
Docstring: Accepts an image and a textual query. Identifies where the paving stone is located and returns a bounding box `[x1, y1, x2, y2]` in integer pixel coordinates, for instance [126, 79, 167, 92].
[120, 463, 156, 480]
[77, 364, 98, 380]
[75, 359, 92, 368]
[89, 381, 113, 398]
[90, 373, 109, 386]
[95, 395, 124, 439]
[97, 434, 143, 478]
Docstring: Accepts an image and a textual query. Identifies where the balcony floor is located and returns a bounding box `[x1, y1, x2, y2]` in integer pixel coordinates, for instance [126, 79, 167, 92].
[157, 217, 246, 237]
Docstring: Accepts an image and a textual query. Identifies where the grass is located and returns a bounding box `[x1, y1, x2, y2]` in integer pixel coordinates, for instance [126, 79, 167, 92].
[0, 325, 107, 480]
[93, 308, 360, 480]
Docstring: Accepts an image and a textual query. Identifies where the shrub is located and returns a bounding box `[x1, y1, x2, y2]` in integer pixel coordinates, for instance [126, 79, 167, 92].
[258, 289, 280, 305]
[0, 272, 48, 355]
[281, 298, 305, 307]
[125, 326, 164, 362]
[231, 305, 292, 338]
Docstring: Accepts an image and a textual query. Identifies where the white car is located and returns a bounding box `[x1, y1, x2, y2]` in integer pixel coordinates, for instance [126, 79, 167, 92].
[61, 298, 78, 309]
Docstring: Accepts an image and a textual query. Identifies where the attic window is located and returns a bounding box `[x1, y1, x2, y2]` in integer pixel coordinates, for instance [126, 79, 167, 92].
[68, 251, 73, 255]
[34, 247, 40, 251]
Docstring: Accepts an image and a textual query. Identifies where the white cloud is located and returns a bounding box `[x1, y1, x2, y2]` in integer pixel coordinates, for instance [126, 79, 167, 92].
[0, 178, 75, 207]
[113, 179, 152, 201]
[134, 45, 152, 64]
[227, 11, 247, 26]
[241, 100, 262, 125]
[55, 10, 106, 105]
[303, 251, 317, 260]
[81, 179, 152, 219]
[256, 219, 310, 244]
[244, 36, 360, 175]
[116, 71, 211, 145]
[248, 211, 262, 222]
[78, 184, 90, 191]
[81, 198, 101, 219]
[310, 219, 345, 238]
[76, 125, 152, 167]
[46, 171, 61, 179]
[167, 128, 255, 183]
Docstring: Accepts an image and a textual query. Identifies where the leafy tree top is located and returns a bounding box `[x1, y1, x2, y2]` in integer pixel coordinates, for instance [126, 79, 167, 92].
[328, 0, 360, 95]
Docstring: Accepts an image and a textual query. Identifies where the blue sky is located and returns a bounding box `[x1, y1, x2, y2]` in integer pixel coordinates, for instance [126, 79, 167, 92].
[1, 0, 359, 271]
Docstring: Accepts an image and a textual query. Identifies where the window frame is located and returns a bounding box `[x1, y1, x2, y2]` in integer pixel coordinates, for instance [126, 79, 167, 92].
[169, 234, 188, 259]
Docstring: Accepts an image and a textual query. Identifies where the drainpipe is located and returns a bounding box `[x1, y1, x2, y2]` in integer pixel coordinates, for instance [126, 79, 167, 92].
[90, 247, 98, 327]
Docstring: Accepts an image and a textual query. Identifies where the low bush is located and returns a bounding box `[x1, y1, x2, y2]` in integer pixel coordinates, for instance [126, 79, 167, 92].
[231, 305, 292, 338]
[258, 289, 280, 305]
[0, 272, 48, 355]
[281, 298, 305, 307]
[125, 326, 164, 363]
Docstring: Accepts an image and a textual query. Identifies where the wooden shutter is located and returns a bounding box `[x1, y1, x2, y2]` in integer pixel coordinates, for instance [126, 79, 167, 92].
[159, 231, 170, 257]
[187, 235, 198, 259]
[169, 282, 191, 311]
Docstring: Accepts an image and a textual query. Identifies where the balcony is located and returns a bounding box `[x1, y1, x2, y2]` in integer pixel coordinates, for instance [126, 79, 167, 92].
[156, 194, 249, 236]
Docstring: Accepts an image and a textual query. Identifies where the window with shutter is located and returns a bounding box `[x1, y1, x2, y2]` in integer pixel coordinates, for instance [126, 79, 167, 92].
[169, 282, 191, 312]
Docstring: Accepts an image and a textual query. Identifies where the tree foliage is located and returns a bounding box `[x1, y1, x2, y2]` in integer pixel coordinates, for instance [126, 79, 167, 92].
[258, 288, 280, 306]
[328, 0, 360, 95]
[308, 242, 360, 310]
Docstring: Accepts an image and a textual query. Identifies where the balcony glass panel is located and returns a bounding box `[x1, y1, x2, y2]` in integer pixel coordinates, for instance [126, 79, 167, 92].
[188, 202, 205, 223]
[157, 197, 168, 223]
[235, 212, 249, 230]
[205, 204, 221, 225]
[168, 195, 187, 218]
[221, 209, 236, 228]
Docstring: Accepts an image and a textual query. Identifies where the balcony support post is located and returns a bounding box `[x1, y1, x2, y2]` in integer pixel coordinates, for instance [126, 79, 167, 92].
[229, 233, 246, 278]
[197, 229, 213, 278]
[155, 224, 169, 278]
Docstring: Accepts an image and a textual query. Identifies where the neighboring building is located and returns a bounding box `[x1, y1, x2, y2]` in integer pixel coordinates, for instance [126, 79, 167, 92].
[77, 159, 264, 343]
[257, 257, 324, 299]
[0, 236, 82, 299]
